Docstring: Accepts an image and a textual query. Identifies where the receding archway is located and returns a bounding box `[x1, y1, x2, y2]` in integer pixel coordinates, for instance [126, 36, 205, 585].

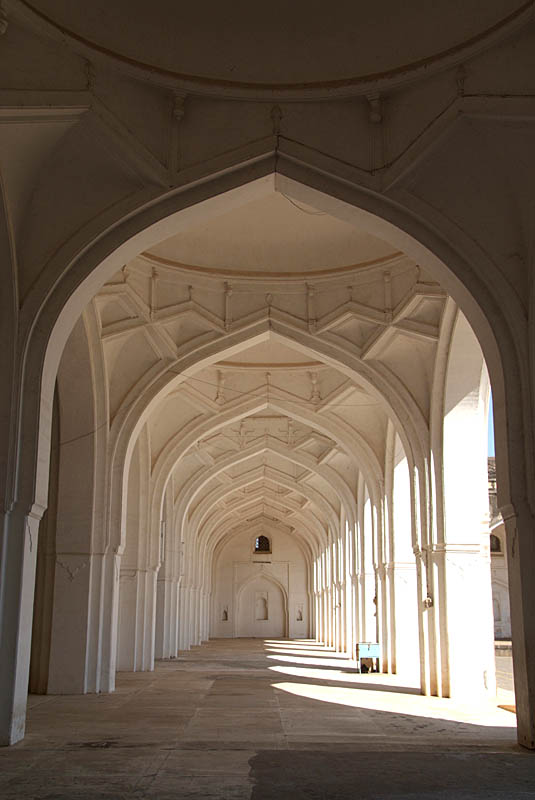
[2, 160, 530, 751]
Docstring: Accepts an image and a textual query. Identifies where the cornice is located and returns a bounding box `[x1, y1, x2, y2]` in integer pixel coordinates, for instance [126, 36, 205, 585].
[138, 250, 406, 284]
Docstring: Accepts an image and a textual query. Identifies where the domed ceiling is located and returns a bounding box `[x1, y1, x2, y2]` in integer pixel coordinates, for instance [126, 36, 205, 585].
[19, 0, 530, 96]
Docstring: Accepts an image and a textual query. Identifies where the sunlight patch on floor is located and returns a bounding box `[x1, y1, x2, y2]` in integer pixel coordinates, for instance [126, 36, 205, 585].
[271, 680, 517, 728]
[265, 639, 516, 730]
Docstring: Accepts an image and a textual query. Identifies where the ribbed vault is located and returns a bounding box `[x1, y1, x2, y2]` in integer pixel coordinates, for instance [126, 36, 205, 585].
[28, 178, 492, 713]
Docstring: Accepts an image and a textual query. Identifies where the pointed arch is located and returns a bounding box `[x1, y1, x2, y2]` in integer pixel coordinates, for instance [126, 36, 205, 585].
[234, 570, 289, 638]
[5, 153, 528, 746]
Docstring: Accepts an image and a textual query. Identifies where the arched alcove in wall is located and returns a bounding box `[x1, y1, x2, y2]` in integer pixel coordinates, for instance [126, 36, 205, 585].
[235, 571, 289, 639]
[4, 160, 530, 748]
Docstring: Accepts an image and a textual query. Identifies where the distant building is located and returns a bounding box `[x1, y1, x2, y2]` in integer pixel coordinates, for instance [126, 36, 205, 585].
[489, 458, 511, 640]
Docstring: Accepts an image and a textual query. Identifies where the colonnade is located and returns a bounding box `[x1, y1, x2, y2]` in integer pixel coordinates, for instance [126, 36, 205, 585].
[24, 299, 495, 718]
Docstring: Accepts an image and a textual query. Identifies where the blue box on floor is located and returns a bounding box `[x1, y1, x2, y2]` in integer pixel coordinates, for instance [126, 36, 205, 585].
[356, 642, 380, 672]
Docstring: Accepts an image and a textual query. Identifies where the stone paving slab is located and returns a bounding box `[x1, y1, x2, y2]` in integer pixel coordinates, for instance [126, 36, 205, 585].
[0, 639, 529, 799]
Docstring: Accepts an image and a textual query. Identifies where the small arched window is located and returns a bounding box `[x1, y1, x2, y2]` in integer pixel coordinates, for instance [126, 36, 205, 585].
[254, 535, 271, 553]
[490, 534, 502, 553]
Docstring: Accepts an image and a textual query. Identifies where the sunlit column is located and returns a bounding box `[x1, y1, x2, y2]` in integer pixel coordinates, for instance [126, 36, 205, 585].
[430, 310, 495, 700]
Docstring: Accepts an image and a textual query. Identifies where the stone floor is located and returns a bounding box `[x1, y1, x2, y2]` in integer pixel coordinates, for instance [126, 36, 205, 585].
[1, 639, 533, 799]
[495, 653, 515, 694]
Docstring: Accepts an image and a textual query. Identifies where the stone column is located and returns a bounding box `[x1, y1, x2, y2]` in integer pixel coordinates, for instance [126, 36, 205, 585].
[387, 440, 421, 678]
[314, 590, 320, 642]
[432, 311, 495, 700]
[46, 549, 120, 693]
[504, 501, 535, 749]
[202, 591, 210, 641]
[48, 553, 92, 693]
[99, 551, 122, 692]
[117, 567, 158, 671]
[155, 577, 176, 659]
[321, 589, 328, 646]
[0, 507, 41, 745]
[178, 585, 188, 650]
[362, 492, 376, 642]
[350, 576, 360, 654]
[179, 585, 193, 650]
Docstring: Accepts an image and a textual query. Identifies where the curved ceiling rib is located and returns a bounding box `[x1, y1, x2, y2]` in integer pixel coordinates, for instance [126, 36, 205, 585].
[174, 442, 356, 532]
[153, 403, 378, 527]
[200, 494, 328, 568]
[110, 321, 430, 482]
[195, 483, 332, 557]
[188, 466, 339, 544]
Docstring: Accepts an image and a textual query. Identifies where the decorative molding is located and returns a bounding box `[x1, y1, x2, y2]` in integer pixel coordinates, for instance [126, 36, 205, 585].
[366, 93, 382, 125]
[224, 282, 233, 331]
[56, 557, 88, 582]
[172, 91, 187, 123]
[139, 248, 406, 282]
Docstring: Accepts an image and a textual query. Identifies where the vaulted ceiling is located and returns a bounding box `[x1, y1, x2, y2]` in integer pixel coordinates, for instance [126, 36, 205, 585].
[88, 181, 447, 558]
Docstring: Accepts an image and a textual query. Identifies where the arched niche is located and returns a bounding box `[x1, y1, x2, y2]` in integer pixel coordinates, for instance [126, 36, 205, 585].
[235, 572, 289, 639]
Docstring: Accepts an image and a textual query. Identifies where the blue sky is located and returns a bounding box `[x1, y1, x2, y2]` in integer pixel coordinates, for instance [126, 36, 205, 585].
[488, 394, 495, 457]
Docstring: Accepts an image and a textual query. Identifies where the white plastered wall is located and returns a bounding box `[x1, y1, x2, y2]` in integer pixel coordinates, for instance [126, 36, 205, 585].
[212, 528, 309, 639]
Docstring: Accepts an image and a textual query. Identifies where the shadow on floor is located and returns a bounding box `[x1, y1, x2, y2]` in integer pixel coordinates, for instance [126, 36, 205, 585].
[270, 671, 421, 696]
[249, 750, 535, 800]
